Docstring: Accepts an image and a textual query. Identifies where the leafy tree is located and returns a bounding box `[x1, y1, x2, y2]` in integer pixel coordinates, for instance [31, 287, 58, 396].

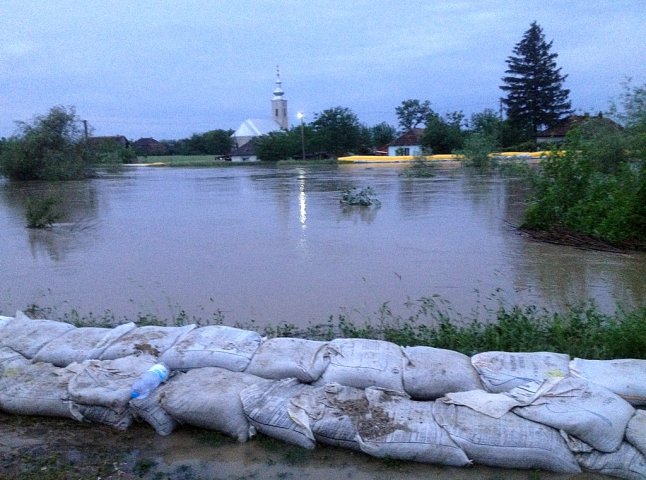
[370, 122, 397, 148]
[310, 106, 363, 156]
[0, 105, 96, 180]
[395, 99, 432, 132]
[501, 21, 572, 138]
[421, 111, 466, 154]
[254, 128, 303, 161]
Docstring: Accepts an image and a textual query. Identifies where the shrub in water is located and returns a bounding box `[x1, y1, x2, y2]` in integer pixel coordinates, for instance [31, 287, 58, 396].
[340, 186, 381, 207]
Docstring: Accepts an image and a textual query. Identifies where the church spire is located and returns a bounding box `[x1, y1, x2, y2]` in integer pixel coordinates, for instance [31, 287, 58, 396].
[271, 65, 288, 129]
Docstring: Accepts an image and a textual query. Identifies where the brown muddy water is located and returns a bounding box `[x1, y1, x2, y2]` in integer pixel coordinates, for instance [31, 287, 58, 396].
[1, 163, 644, 327]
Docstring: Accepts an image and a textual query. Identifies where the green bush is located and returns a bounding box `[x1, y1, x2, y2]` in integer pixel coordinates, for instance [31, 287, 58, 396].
[340, 186, 381, 207]
[25, 196, 61, 228]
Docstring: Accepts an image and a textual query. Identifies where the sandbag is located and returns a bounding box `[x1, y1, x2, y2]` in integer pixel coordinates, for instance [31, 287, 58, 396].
[432, 401, 581, 473]
[0, 311, 76, 358]
[402, 346, 482, 400]
[245, 337, 329, 382]
[240, 378, 317, 449]
[100, 324, 196, 360]
[161, 367, 268, 442]
[0, 353, 76, 419]
[315, 338, 405, 391]
[69, 402, 133, 430]
[0, 315, 12, 328]
[570, 358, 646, 406]
[130, 387, 178, 436]
[576, 442, 646, 480]
[626, 410, 646, 457]
[471, 351, 569, 393]
[33, 322, 136, 366]
[512, 376, 634, 453]
[67, 354, 157, 409]
[160, 325, 261, 371]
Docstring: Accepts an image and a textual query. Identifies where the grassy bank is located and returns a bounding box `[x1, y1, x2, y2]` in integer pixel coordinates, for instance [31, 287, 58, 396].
[133, 155, 234, 167]
[20, 298, 646, 360]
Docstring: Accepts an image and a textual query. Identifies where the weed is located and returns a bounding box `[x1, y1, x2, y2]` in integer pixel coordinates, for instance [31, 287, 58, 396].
[25, 195, 61, 228]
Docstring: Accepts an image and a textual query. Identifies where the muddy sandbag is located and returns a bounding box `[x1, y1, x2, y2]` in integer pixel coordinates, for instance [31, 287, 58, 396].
[245, 337, 329, 382]
[626, 410, 646, 457]
[0, 351, 76, 418]
[315, 339, 405, 392]
[161, 367, 269, 442]
[100, 324, 196, 360]
[402, 346, 482, 400]
[512, 377, 634, 453]
[240, 378, 317, 449]
[0, 311, 76, 358]
[130, 386, 178, 436]
[570, 358, 646, 406]
[471, 351, 570, 393]
[69, 402, 134, 430]
[33, 322, 136, 366]
[432, 401, 581, 473]
[576, 442, 646, 480]
[160, 325, 261, 371]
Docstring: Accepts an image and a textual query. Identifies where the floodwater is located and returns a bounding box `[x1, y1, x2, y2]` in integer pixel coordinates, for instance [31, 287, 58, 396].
[1, 163, 645, 327]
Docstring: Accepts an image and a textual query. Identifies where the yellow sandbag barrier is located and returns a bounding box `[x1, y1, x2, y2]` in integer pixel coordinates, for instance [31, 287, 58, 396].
[338, 151, 554, 163]
[1, 312, 645, 478]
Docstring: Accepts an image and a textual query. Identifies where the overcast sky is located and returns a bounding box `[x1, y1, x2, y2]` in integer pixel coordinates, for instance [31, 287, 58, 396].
[2, 1, 645, 140]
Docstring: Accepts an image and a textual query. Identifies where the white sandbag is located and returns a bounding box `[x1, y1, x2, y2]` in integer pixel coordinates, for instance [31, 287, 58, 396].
[290, 383, 469, 466]
[69, 402, 133, 430]
[512, 376, 634, 453]
[0, 311, 75, 358]
[570, 358, 646, 406]
[315, 338, 405, 391]
[67, 354, 157, 409]
[471, 351, 570, 393]
[160, 325, 261, 371]
[100, 324, 196, 360]
[292, 383, 367, 451]
[0, 315, 12, 328]
[33, 322, 136, 366]
[432, 401, 581, 473]
[240, 378, 317, 449]
[161, 367, 268, 442]
[626, 410, 646, 457]
[245, 337, 329, 382]
[0, 346, 24, 364]
[0, 355, 76, 419]
[402, 346, 482, 400]
[130, 387, 178, 436]
[576, 442, 646, 480]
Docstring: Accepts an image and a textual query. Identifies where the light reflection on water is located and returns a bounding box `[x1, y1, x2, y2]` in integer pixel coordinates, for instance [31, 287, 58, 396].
[0, 164, 644, 327]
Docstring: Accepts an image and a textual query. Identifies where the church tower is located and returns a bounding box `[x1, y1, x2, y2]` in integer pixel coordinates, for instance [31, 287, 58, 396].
[272, 66, 288, 130]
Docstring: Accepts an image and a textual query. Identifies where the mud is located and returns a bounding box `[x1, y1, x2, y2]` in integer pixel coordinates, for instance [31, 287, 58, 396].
[0, 412, 613, 480]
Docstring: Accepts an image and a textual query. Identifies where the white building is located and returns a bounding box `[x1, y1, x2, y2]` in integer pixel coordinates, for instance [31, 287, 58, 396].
[230, 68, 289, 162]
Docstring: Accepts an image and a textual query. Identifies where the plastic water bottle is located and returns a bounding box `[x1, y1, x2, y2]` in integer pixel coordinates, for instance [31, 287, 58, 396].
[130, 363, 169, 400]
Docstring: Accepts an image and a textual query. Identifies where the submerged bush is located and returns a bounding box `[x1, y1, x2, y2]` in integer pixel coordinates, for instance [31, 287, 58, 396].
[340, 186, 381, 207]
[25, 196, 61, 228]
[400, 155, 435, 177]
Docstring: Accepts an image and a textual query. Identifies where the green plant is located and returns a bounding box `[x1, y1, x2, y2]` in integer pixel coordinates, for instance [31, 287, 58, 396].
[460, 132, 498, 169]
[400, 155, 435, 177]
[25, 195, 61, 228]
[340, 186, 381, 207]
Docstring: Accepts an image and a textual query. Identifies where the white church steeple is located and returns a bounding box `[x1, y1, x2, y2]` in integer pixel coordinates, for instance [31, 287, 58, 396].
[272, 65, 288, 129]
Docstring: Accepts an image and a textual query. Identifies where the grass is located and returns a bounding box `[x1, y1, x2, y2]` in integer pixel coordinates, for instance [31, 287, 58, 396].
[134, 155, 235, 167]
[13, 296, 646, 360]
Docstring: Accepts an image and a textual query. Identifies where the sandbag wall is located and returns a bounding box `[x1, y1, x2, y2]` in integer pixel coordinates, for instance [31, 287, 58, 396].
[0, 311, 645, 479]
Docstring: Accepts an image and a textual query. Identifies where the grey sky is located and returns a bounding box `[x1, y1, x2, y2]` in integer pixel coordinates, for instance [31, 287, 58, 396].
[2, 1, 645, 140]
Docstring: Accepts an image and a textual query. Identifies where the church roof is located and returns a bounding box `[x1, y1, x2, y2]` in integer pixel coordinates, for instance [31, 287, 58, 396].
[232, 118, 281, 138]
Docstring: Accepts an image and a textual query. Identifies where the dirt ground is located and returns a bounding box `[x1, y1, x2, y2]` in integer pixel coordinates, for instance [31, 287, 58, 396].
[0, 412, 614, 480]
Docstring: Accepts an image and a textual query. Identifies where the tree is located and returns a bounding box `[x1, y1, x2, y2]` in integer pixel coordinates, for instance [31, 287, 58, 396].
[310, 106, 363, 156]
[501, 21, 572, 138]
[421, 111, 466, 154]
[395, 99, 432, 132]
[254, 128, 302, 161]
[0, 105, 95, 180]
[370, 122, 397, 148]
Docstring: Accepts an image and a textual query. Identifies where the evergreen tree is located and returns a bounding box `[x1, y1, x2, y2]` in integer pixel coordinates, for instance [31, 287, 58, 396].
[501, 21, 572, 137]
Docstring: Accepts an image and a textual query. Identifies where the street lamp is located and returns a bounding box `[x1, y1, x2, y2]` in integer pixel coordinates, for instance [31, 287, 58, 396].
[296, 112, 305, 161]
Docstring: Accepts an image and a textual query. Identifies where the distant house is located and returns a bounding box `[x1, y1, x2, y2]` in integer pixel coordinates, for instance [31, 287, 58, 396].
[536, 114, 621, 144]
[88, 135, 129, 149]
[230, 68, 289, 162]
[133, 137, 168, 156]
[388, 128, 425, 156]
[229, 140, 259, 163]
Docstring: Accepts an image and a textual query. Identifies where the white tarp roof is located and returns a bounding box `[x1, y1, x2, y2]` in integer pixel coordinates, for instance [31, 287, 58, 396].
[232, 118, 281, 138]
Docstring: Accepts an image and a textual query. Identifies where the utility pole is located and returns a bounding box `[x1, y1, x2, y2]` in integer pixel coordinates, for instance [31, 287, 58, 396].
[83, 120, 89, 142]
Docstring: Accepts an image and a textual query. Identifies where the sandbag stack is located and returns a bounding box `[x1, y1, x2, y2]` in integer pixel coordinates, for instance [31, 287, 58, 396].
[0, 311, 644, 479]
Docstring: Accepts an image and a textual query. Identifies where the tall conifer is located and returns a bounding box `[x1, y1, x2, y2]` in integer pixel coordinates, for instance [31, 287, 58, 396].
[501, 22, 572, 137]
